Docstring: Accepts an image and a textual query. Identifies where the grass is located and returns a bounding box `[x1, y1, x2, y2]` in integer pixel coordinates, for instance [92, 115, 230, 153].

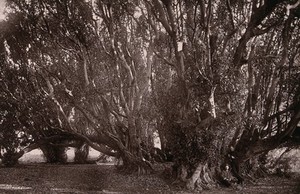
[0, 163, 298, 194]
[0, 164, 169, 193]
[0, 149, 298, 193]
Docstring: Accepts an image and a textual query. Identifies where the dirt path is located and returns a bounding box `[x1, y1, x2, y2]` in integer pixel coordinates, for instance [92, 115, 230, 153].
[0, 164, 298, 193]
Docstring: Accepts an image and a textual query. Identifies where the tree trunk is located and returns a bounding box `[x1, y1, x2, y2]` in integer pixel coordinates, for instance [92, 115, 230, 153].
[183, 163, 216, 190]
[118, 146, 154, 174]
[74, 143, 89, 164]
[186, 163, 203, 190]
[40, 144, 67, 164]
[1, 150, 21, 167]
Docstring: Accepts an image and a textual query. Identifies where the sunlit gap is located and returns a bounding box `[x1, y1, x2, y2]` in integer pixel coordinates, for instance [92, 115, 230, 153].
[0, 184, 32, 191]
[0, 0, 6, 21]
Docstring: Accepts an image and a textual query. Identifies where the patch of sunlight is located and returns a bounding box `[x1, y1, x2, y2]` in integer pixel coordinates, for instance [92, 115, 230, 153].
[87, 147, 101, 160]
[19, 149, 45, 164]
[66, 147, 75, 162]
[95, 161, 115, 166]
[51, 188, 84, 193]
[154, 131, 161, 149]
[101, 190, 122, 194]
[269, 148, 300, 173]
[0, 0, 6, 21]
[0, 184, 32, 190]
[52, 188, 121, 194]
[18, 147, 101, 163]
[288, 149, 300, 172]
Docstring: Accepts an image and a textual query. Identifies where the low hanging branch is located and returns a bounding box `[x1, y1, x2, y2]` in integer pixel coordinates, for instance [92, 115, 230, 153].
[44, 76, 119, 157]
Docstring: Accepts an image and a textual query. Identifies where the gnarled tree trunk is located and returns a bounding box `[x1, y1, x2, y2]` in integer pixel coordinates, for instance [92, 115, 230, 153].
[40, 144, 67, 164]
[74, 143, 89, 164]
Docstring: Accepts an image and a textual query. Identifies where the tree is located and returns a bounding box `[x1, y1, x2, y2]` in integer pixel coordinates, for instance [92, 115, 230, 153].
[2, 0, 155, 171]
[145, 0, 300, 189]
[1, 0, 300, 191]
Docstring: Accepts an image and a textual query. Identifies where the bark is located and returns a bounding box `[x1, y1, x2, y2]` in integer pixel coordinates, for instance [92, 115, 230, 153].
[208, 86, 217, 118]
[186, 163, 216, 190]
[186, 163, 203, 190]
[228, 102, 300, 182]
[244, 44, 256, 116]
[227, 13, 296, 181]
[153, 0, 185, 81]
[233, 0, 282, 69]
[286, 0, 300, 16]
[40, 144, 67, 164]
[264, 15, 292, 121]
[116, 139, 154, 174]
[78, 48, 90, 87]
[74, 143, 89, 164]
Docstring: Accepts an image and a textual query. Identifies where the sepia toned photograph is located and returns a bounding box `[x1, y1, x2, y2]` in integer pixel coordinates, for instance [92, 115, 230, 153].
[0, 0, 299, 193]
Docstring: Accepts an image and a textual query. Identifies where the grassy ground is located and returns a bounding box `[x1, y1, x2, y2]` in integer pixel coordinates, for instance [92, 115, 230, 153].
[0, 163, 299, 194]
[0, 149, 297, 193]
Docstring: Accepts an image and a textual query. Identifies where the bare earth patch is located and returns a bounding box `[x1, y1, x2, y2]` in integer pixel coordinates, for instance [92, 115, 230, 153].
[0, 164, 298, 193]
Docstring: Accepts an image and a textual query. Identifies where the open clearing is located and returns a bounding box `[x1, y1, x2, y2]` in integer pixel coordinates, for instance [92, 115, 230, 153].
[0, 164, 299, 194]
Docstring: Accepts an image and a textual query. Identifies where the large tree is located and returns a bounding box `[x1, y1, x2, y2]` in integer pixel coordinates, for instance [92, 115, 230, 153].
[1, 0, 300, 190]
[145, 0, 300, 189]
[2, 0, 156, 171]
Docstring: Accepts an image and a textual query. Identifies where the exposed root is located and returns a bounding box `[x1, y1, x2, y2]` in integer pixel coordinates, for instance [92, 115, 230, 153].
[116, 158, 154, 175]
[171, 165, 188, 185]
[186, 163, 216, 191]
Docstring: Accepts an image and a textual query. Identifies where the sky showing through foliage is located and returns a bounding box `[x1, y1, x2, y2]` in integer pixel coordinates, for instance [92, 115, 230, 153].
[0, 0, 6, 21]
